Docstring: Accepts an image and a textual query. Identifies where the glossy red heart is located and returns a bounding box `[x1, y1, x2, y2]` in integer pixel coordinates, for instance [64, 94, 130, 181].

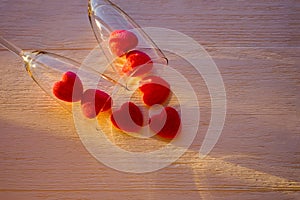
[109, 30, 138, 57]
[81, 89, 112, 119]
[122, 50, 153, 76]
[149, 107, 181, 139]
[53, 71, 83, 102]
[110, 102, 144, 132]
[139, 76, 171, 106]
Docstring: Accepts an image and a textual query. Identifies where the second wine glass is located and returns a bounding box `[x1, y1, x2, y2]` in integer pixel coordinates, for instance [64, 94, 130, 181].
[88, 0, 168, 90]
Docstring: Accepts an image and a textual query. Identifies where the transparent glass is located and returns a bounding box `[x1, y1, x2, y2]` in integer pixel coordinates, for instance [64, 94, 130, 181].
[88, 0, 168, 89]
[0, 36, 122, 113]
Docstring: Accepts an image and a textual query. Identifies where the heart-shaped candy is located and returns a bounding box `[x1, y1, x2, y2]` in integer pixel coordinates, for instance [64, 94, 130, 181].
[110, 102, 144, 132]
[81, 89, 112, 119]
[149, 107, 181, 139]
[139, 76, 171, 106]
[109, 30, 138, 57]
[122, 50, 153, 76]
[53, 71, 83, 102]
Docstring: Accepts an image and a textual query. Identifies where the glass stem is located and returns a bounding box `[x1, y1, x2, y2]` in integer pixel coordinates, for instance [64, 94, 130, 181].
[0, 36, 24, 57]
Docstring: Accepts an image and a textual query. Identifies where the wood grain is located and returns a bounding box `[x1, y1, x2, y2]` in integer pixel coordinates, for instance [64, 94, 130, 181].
[0, 0, 299, 199]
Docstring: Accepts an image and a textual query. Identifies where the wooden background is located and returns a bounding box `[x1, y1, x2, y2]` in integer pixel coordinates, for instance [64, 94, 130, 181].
[0, 0, 299, 199]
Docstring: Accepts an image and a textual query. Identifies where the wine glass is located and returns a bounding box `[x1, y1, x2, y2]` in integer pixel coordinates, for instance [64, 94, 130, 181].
[88, 0, 169, 90]
[0, 36, 124, 113]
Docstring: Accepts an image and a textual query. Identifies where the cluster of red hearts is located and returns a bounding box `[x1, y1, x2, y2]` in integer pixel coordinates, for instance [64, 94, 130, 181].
[52, 30, 181, 140]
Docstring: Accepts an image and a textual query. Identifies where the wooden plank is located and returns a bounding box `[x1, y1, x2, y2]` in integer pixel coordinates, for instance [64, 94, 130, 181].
[0, 0, 299, 50]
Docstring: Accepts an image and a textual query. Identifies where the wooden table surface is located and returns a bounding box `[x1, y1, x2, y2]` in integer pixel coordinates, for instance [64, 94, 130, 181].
[0, 0, 299, 199]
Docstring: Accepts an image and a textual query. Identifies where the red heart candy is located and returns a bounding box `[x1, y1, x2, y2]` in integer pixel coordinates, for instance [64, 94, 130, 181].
[139, 76, 171, 106]
[53, 71, 83, 102]
[122, 50, 153, 76]
[149, 107, 181, 139]
[110, 102, 144, 132]
[81, 89, 112, 119]
[109, 30, 138, 57]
